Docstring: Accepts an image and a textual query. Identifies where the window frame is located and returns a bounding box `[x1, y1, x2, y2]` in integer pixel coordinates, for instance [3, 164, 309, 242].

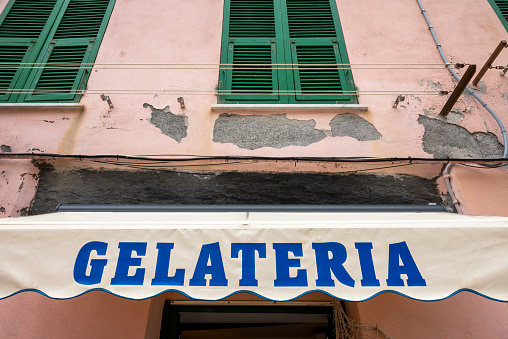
[218, 0, 357, 105]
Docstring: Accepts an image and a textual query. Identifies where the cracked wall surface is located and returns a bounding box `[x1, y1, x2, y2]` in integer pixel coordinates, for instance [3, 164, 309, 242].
[29, 169, 442, 215]
[330, 113, 381, 141]
[0, 160, 39, 217]
[418, 115, 503, 158]
[144, 103, 188, 142]
[213, 113, 326, 150]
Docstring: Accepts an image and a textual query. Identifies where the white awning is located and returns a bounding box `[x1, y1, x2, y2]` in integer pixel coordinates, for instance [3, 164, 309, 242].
[1, 211, 508, 301]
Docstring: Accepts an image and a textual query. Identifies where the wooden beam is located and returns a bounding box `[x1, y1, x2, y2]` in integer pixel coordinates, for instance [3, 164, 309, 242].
[473, 40, 507, 86]
[440, 64, 476, 118]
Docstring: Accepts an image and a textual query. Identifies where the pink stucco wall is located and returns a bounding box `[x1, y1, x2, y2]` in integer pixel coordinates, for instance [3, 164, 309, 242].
[0, 291, 165, 339]
[347, 291, 508, 339]
[1, 0, 508, 338]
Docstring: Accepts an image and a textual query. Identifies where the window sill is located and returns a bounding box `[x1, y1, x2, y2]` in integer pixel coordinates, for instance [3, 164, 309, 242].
[211, 104, 368, 112]
[0, 103, 84, 111]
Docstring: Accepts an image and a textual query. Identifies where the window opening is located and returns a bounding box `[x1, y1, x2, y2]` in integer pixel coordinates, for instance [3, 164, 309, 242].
[160, 303, 335, 339]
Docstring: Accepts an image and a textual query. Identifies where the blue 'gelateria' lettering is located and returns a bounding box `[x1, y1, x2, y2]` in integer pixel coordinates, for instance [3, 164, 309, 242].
[111, 242, 147, 285]
[189, 242, 228, 286]
[273, 243, 308, 287]
[312, 242, 355, 287]
[355, 242, 380, 287]
[151, 243, 185, 286]
[73, 241, 108, 285]
[72, 240, 426, 289]
[231, 243, 266, 286]
[386, 241, 427, 286]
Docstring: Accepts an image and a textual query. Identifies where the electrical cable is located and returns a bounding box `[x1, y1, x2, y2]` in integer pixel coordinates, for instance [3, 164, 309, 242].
[1, 152, 507, 164]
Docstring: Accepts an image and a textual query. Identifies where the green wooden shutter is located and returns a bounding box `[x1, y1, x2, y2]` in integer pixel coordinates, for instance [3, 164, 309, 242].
[489, 0, 508, 32]
[0, 0, 62, 102]
[283, 0, 356, 103]
[219, 0, 284, 103]
[21, 0, 115, 102]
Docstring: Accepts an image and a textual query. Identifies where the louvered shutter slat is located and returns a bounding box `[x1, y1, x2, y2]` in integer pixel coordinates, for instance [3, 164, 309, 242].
[286, 0, 354, 102]
[23, 0, 115, 102]
[0, 0, 58, 38]
[491, 0, 508, 28]
[229, 0, 276, 38]
[33, 45, 89, 93]
[0, 46, 30, 99]
[53, 0, 110, 39]
[291, 43, 349, 101]
[225, 42, 279, 101]
[220, 0, 281, 102]
[219, 0, 356, 104]
[0, 0, 61, 101]
[286, 0, 336, 38]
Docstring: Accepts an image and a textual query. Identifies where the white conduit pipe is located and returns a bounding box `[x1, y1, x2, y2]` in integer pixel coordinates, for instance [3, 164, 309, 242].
[416, 0, 508, 213]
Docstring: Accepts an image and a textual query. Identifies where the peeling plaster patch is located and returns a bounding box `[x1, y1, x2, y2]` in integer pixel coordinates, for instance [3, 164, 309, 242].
[144, 103, 188, 142]
[1, 145, 12, 152]
[330, 113, 381, 141]
[423, 108, 436, 116]
[443, 109, 465, 124]
[418, 115, 503, 158]
[426, 80, 442, 90]
[213, 113, 326, 150]
[463, 82, 486, 100]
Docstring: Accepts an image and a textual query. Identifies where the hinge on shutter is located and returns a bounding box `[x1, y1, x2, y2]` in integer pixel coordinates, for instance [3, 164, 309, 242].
[77, 69, 89, 93]
[349, 81, 359, 99]
[87, 39, 96, 52]
[332, 42, 339, 53]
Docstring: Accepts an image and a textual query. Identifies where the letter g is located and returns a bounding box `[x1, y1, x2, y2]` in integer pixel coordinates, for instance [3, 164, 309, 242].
[73, 241, 108, 285]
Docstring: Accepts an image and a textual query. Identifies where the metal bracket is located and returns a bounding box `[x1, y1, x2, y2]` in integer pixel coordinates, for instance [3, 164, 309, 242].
[100, 94, 114, 108]
[392, 95, 405, 108]
[177, 97, 185, 109]
[500, 65, 508, 76]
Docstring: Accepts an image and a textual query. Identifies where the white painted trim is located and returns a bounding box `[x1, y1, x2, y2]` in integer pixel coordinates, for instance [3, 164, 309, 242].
[211, 104, 368, 111]
[0, 103, 84, 110]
